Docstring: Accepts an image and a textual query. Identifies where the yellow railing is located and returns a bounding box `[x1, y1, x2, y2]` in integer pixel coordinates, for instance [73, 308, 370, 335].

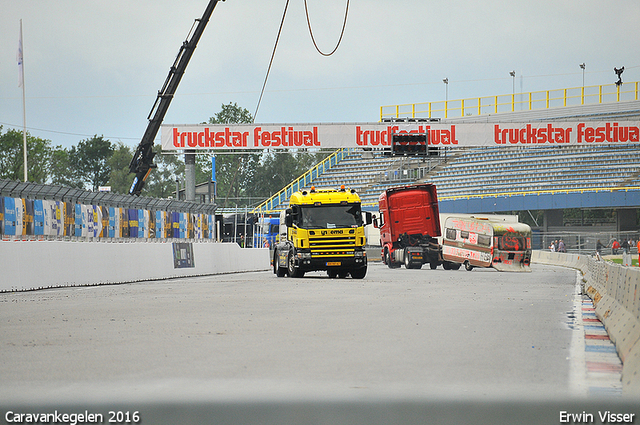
[361, 185, 640, 209]
[380, 81, 640, 120]
[440, 185, 640, 201]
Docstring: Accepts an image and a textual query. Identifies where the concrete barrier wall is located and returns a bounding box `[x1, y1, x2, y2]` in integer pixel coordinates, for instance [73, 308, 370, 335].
[0, 240, 270, 292]
[532, 250, 640, 395]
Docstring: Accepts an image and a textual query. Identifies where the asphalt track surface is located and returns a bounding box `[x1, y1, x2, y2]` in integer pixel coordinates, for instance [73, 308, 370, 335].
[0, 262, 582, 402]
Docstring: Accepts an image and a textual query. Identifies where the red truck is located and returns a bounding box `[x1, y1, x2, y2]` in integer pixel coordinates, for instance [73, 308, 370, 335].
[376, 183, 459, 270]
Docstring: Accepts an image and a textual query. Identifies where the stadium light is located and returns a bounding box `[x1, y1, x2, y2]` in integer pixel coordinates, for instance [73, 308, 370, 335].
[509, 70, 516, 95]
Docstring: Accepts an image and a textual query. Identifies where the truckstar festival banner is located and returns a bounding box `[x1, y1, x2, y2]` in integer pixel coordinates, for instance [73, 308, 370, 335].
[161, 121, 640, 151]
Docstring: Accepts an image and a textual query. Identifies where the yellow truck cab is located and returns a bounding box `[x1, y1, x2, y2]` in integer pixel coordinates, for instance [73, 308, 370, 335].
[273, 186, 372, 279]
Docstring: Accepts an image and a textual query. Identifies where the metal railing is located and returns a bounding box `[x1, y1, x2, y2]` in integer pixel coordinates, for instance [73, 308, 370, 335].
[360, 185, 640, 210]
[381, 81, 640, 120]
[537, 231, 639, 256]
[437, 185, 640, 201]
[0, 179, 217, 214]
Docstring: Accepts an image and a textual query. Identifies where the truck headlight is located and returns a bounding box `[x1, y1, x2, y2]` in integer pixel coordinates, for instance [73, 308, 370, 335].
[354, 251, 366, 257]
[297, 252, 312, 259]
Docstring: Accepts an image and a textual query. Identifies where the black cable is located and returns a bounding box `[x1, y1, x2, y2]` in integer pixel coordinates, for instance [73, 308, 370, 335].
[304, 0, 349, 57]
[253, 0, 290, 122]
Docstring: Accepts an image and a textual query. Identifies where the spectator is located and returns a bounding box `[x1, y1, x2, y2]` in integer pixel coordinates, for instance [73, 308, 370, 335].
[622, 239, 632, 266]
[612, 239, 620, 255]
[596, 240, 604, 255]
[557, 240, 566, 253]
[621, 239, 630, 254]
[549, 241, 556, 252]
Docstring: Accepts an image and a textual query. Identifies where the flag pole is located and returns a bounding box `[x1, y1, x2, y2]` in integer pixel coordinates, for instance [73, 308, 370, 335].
[19, 19, 28, 182]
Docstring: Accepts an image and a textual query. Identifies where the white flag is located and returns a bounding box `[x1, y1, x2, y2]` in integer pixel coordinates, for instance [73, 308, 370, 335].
[17, 20, 24, 88]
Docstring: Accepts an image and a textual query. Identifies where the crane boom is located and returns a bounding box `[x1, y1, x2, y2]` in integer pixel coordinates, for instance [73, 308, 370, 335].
[129, 0, 223, 196]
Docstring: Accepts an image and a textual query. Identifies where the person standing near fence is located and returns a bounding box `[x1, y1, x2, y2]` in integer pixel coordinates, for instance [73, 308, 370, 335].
[557, 239, 566, 253]
[612, 239, 620, 255]
[621, 239, 631, 266]
[596, 240, 604, 255]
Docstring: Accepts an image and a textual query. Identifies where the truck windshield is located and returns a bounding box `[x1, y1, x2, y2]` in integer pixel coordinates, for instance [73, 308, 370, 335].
[299, 204, 362, 229]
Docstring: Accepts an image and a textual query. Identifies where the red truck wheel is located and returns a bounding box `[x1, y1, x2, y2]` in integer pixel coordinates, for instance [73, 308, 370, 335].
[385, 248, 400, 269]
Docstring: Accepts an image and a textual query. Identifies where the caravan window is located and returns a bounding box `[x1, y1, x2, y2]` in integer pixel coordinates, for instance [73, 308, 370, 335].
[477, 234, 492, 247]
[445, 228, 456, 240]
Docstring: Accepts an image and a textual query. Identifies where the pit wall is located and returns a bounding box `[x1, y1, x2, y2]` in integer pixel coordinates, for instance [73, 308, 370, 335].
[0, 240, 270, 293]
[532, 250, 640, 395]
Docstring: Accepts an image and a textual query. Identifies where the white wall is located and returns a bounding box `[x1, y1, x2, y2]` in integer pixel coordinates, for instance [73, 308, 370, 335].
[0, 241, 270, 292]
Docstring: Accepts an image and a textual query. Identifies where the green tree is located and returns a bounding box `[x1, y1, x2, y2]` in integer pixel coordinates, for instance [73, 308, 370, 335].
[69, 136, 114, 191]
[106, 142, 134, 194]
[0, 126, 51, 183]
[49, 145, 83, 188]
[209, 102, 253, 124]
[252, 151, 303, 198]
[249, 150, 330, 200]
[145, 144, 185, 198]
[109, 143, 185, 198]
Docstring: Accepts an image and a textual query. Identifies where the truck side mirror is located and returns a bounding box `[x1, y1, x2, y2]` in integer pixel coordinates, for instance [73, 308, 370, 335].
[285, 208, 293, 227]
[364, 212, 373, 226]
[372, 214, 379, 229]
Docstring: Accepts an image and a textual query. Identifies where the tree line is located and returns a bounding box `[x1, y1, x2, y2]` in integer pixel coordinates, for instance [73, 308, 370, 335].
[0, 103, 328, 208]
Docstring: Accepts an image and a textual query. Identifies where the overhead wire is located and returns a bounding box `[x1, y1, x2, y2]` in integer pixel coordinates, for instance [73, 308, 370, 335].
[253, 0, 290, 122]
[253, 0, 350, 121]
[304, 0, 349, 57]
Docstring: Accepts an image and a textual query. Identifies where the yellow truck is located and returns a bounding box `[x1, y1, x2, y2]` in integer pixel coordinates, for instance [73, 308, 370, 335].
[273, 186, 372, 279]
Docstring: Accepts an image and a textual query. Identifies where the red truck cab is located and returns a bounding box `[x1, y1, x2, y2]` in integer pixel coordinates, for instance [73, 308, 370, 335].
[377, 184, 445, 269]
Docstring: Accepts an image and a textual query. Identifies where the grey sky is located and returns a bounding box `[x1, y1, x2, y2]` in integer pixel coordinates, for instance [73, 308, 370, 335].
[1, 0, 638, 149]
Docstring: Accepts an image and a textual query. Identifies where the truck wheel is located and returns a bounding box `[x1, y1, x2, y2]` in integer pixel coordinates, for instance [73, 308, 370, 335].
[385, 248, 399, 269]
[350, 266, 367, 279]
[464, 261, 474, 271]
[327, 270, 338, 278]
[274, 252, 287, 277]
[288, 251, 305, 278]
[404, 252, 422, 269]
[429, 262, 437, 270]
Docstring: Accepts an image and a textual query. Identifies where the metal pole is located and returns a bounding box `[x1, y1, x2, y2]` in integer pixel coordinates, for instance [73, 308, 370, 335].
[19, 20, 27, 182]
[185, 150, 196, 201]
[244, 205, 248, 248]
[234, 204, 238, 244]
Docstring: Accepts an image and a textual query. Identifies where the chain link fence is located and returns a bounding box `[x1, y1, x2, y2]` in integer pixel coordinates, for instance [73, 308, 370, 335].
[536, 229, 640, 256]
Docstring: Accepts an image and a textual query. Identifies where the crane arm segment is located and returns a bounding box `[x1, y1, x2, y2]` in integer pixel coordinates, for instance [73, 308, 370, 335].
[128, 0, 223, 195]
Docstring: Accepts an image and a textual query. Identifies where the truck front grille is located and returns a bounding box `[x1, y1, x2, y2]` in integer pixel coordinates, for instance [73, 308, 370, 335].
[309, 235, 356, 257]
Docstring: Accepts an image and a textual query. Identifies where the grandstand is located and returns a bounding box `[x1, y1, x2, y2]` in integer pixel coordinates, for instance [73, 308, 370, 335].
[254, 81, 640, 215]
[258, 144, 640, 210]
